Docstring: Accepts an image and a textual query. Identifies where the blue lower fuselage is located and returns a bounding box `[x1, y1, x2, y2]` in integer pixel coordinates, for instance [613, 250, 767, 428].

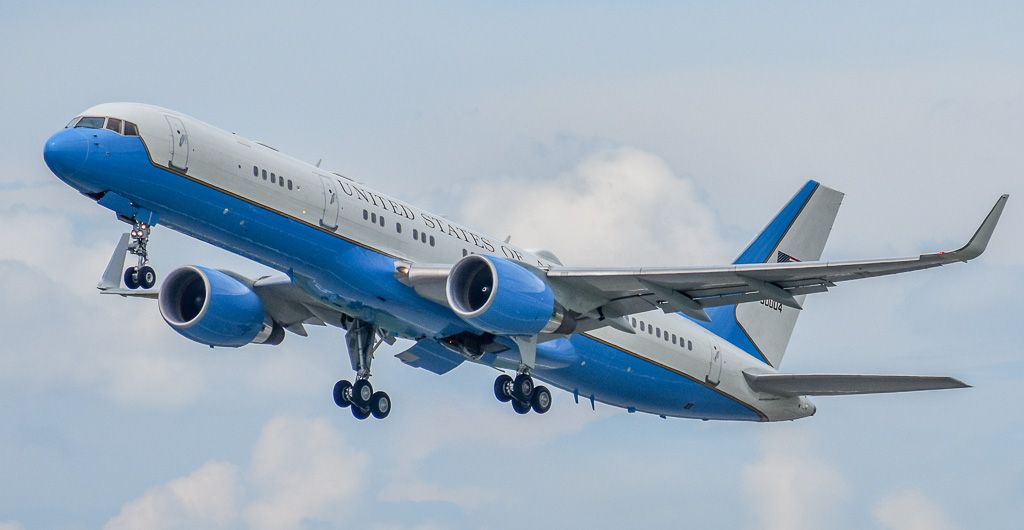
[46, 127, 763, 421]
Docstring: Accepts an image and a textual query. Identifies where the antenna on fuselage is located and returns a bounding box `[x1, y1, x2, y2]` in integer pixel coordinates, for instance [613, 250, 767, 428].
[315, 158, 323, 168]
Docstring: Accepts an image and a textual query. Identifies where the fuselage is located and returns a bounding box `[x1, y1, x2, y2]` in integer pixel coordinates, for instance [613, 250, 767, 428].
[43, 102, 814, 422]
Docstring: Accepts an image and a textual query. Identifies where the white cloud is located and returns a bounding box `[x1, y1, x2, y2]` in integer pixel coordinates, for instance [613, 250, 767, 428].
[103, 417, 368, 530]
[103, 461, 241, 530]
[459, 147, 729, 267]
[379, 389, 610, 510]
[244, 417, 369, 530]
[874, 490, 958, 530]
[741, 429, 847, 530]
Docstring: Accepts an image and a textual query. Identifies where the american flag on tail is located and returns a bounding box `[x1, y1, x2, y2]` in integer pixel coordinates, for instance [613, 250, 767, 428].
[776, 251, 801, 263]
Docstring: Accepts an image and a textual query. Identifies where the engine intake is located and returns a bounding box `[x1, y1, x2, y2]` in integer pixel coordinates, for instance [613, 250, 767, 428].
[446, 255, 572, 336]
[159, 266, 283, 347]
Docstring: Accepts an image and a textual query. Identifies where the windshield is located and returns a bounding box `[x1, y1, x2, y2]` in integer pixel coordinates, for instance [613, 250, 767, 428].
[75, 116, 105, 129]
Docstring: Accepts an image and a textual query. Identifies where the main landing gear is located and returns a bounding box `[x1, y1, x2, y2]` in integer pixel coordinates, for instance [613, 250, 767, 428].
[332, 318, 391, 420]
[493, 372, 552, 415]
[122, 220, 156, 289]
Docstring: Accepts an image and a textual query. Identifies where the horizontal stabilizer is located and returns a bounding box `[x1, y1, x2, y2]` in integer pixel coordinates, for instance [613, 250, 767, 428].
[744, 372, 969, 396]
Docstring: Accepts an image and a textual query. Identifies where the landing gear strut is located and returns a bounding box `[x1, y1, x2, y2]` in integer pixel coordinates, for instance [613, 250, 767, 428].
[332, 318, 391, 420]
[123, 221, 156, 289]
[493, 371, 551, 415]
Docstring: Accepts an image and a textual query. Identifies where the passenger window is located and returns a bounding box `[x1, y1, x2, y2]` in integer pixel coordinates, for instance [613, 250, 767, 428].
[123, 122, 139, 136]
[279, 176, 284, 187]
[421, 232, 427, 243]
[363, 210, 368, 220]
[396, 223, 402, 234]
[656, 328, 661, 338]
[672, 334, 677, 344]
[631, 318, 637, 327]
[462, 249, 468, 257]
[413, 228, 419, 240]
[639, 322, 645, 332]
[271, 173, 276, 184]
[287, 179, 293, 190]
[429, 235, 435, 246]
[253, 166, 259, 177]
[262, 169, 267, 180]
[370, 213, 377, 223]
[688, 340, 693, 350]
[105, 118, 123, 134]
[379, 216, 385, 227]
[75, 116, 105, 129]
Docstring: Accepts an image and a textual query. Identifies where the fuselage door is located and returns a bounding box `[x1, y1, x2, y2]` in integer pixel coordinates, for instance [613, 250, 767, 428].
[318, 174, 339, 230]
[706, 341, 723, 386]
[165, 115, 189, 172]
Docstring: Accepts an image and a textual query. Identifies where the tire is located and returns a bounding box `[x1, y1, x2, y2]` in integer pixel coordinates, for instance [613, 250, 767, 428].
[370, 391, 391, 419]
[511, 399, 531, 415]
[531, 386, 552, 414]
[493, 374, 513, 403]
[333, 380, 352, 408]
[351, 405, 371, 420]
[512, 374, 534, 401]
[352, 379, 373, 406]
[138, 266, 156, 289]
[123, 267, 140, 289]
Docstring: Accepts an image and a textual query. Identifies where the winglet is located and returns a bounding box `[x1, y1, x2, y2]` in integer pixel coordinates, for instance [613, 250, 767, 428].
[950, 194, 1009, 261]
[98, 232, 131, 290]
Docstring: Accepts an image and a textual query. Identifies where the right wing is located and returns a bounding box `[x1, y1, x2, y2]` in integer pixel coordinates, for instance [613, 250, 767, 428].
[547, 195, 1008, 324]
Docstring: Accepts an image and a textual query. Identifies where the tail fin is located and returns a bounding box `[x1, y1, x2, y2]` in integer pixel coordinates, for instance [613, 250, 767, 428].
[698, 180, 844, 367]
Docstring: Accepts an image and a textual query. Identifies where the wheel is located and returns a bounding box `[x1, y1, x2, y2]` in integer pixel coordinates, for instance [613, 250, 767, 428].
[351, 404, 371, 420]
[352, 379, 373, 406]
[138, 266, 156, 289]
[333, 380, 352, 408]
[511, 399, 531, 415]
[512, 373, 534, 401]
[370, 391, 391, 419]
[493, 374, 513, 402]
[123, 267, 140, 289]
[531, 386, 552, 414]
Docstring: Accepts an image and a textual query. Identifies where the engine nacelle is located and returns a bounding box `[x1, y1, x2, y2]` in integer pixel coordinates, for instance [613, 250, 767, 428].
[158, 266, 283, 347]
[446, 255, 572, 336]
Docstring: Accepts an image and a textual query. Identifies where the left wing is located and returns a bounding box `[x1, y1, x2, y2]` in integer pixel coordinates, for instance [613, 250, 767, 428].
[547, 195, 1007, 324]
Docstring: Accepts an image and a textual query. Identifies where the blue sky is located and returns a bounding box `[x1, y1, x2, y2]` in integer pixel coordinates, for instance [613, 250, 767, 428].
[1, 2, 1022, 529]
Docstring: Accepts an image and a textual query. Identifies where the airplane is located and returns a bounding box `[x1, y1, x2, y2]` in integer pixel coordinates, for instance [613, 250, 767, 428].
[42, 103, 1008, 422]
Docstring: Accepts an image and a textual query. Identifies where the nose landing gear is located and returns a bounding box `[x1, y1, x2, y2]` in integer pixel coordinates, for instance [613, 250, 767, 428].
[123, 221, 156, 289]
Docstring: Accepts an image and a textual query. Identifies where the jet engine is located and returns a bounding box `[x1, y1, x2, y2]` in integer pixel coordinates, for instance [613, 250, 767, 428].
[158, 266, 284, 347]
[445, 255, 573, 336]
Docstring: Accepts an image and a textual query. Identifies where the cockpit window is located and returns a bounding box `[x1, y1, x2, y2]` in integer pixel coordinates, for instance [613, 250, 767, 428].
[75, 116, 105, 129]
[65, 117, 81, 128]
[106, 118, 123, 134]
[123, 122, 139, 136]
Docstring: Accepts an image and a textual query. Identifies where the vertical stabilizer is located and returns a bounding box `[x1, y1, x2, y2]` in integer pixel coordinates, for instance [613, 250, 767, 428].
[699, 181, 844, 367]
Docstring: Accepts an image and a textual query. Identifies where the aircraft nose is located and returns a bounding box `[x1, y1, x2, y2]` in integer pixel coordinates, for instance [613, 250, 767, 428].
[43, 128, 90, 178]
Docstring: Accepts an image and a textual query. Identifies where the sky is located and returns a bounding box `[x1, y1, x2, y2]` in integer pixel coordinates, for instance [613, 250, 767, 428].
[1, 1, 1022, 529]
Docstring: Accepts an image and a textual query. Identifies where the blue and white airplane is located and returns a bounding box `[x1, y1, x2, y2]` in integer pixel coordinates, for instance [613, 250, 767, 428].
[43, 103, 1008, 422]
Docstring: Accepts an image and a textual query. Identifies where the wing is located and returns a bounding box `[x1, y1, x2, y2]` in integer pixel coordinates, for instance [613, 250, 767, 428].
[548, 195, 1008, 325]
[744, 372, 969, 396]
